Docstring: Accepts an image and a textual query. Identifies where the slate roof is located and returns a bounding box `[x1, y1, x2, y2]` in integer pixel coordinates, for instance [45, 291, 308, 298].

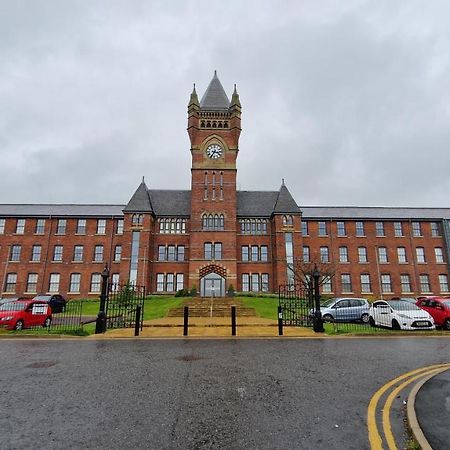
[200, 71, 230, 111]
[273, 183, 301, 214]
[0, 204, 125, 217]
[148, 190, 191, 217]
[123, 180, 153, 213]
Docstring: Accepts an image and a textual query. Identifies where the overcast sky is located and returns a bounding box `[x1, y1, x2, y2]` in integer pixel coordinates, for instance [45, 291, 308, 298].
[1, 0, 449, 208]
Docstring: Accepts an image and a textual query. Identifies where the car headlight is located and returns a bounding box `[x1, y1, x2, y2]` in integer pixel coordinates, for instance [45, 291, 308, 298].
[1, 316, 14, 321]
[398, 313, 410, 319]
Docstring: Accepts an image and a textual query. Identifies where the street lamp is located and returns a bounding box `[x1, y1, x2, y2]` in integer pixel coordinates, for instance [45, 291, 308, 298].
[312, 265, 324, 333]
[95, 265, 110, 334]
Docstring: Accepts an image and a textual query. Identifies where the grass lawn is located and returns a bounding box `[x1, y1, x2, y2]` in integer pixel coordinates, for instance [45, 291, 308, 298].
[240, 296, 278, 320]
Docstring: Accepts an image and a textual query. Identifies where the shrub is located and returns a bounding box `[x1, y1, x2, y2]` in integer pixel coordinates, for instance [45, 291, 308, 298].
[227, 284, 235, 297]
[189, 286, 198, 297]
[175, 289, 190, 297]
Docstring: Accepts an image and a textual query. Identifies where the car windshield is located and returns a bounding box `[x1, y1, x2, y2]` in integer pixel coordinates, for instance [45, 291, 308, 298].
[442, 300, 450, 308]
[321, 298, 336, 307]
[0, 302, 27, 311]
[33, 296, 49, 301]
[388, 300, 420, 311]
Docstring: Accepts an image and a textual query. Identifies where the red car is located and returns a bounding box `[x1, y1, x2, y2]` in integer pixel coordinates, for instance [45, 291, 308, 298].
[0, 300, 52, 330]
[416, 296, 450, 330]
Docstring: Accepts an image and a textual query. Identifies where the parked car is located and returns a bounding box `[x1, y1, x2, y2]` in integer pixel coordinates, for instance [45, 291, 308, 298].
[390, 297, 417, 304]
[416, 297, 450, 330]
[0, 297, 30, 306]
[0, 300, 52, 330]
[318, 298, 370, 323]
[369, 300, 435, 330]
[32, 294, 67, 313]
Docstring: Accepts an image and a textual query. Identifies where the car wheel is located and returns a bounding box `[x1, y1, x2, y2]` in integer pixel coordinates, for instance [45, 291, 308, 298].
[392, 319, 401, 330]
[322, 314, 334, 322]
[15, 320, 24, 331]
[369, 316, 376, 327]
[43, 317, 52, 328]
[444, 319, 450, 331]
[361, 313, 369, 324]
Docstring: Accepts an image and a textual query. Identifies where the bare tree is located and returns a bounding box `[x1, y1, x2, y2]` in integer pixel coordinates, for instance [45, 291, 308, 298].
[287, 256, 337, 292]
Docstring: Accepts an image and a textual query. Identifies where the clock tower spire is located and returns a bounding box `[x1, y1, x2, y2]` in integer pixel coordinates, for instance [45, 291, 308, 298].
[187, 72, 242, 296]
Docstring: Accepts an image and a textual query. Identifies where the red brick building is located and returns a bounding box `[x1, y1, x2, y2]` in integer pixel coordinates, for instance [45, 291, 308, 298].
[1, 72, 450, 298]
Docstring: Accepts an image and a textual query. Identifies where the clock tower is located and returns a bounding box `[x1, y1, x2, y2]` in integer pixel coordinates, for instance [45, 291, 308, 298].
[187, 71, 241, 296]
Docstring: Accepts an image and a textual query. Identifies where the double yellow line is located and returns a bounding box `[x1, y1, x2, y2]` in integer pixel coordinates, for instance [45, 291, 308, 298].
[367, 362, 450, 449]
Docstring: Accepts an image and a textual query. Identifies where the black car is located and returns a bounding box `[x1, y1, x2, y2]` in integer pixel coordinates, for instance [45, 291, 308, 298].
[32, 295, 67, 313]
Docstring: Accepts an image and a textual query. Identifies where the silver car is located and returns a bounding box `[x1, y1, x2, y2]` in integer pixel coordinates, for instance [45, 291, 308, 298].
[320, 297, 370, 323]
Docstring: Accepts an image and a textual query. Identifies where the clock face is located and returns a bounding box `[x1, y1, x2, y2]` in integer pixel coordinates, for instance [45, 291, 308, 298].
[206, 144, 223, 159]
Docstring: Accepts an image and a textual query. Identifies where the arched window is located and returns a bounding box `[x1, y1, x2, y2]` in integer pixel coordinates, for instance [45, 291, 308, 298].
[283, 215, 293, 226]
[219, 214, 224, 230]
[214, 214, 219, 229]
[132, 214, 143, 226]
[208, 214, 214, 229]
[202, 215, 208, 230]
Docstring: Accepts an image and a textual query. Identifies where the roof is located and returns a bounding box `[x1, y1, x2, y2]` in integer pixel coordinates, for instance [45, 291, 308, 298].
[0, 204, 125, 217]
[273, 183, 301, 214]
[200, 71, 230, 111]
[123, 180, 153, 213]
[148, 190, 191, 217]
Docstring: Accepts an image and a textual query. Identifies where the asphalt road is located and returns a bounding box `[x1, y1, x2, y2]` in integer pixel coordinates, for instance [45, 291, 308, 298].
[1, 337, 449, 450]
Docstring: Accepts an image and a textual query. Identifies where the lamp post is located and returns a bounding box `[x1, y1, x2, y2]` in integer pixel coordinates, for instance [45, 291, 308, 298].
[95, 266, 110, 334]
[312, 266, 324, 333]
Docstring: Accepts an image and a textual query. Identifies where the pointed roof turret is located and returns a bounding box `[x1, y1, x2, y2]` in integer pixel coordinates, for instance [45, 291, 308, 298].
[200, 71, 230, 111]
[230, 83, 241, 108]
[123, 178, 154, 213]
[188, 83, 200, 108]
[273, 181, 301, 214]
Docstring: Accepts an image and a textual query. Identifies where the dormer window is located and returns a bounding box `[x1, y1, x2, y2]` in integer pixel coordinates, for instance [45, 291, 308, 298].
[132, 214, 143, 226]
[202, 213, 224, 231]
[283, 215, 293, 227]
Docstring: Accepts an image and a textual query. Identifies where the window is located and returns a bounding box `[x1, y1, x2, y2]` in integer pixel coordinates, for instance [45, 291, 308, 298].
[360, 274, 371, 293]
[283, 215, 293, 226]
[16, 218, 25, 234]
[431, 222, 440, 237]
[116, 218, 124, 234]
[435, 247, 444, 263]
[242, 274, 250, 292]
[260, 246, 268, 262]
[301, 221, 308, 235]
[48, 273, 60, 293]
[394, 222, 403, 237]
[419, 274, 431, 293]
[0, 218, 5, 234]
[53, 245, 63, 262]
[156, 274, 164, 292]
[159, 218, 187, 234]
[71, 245, 83, 262]
[204, 243, 212, 260]
[358, 247, 368, 263]
[176, 274, 184, 291]
[303, 246, 310, 263]
[31, 245, 42, 262]
[10, 245, 21, 261]
[158, 245, 166, 261]
[239, 219, 268, 235]
[202, 214, 225, 231]
[132, 214, 143, 226]
[35, 219, 46, 234]
[337, 221, 346, 236]
[114, 245, 122, 262]
[322, 277, 332, 293]
[214, 243, 222, 260]
[318, 221, 327, 236]
[111, 273, 120, 290]
[416, 247, 426, 263]
[381, 274, 392, 293]
[375, 222, 385, 237]
[77, 219, 86, 234]
[4, 273, 17, 292]
[438, 274, 449, 292]
[412, 222, 422, 237]
[167, 245, 176, 262]
[400, 274, 411, 293]
[56, 219, 66, 234]
[320, 246, 329, 263]
[129, 231, 140, 284]
[96, 219, 106, 234]
[177, 246, 185, 262]
[355, 221, 365, 237]
[26, 273, 38, 293]
[251, 274, 259, 291]
[285, 233, 294, 285]
[94, 245, 104, 262]
[166, 274, 174, 292]
[90, 273, 101, 293]
[378, 246, 388, 263]
[261, 274, 269, 292]
[69, 273, 81, 293]
[341, 274, 352, 293]
[397, 247, 407, 263]
[339, 246, 348, 263]
[251, 245, 259, 261]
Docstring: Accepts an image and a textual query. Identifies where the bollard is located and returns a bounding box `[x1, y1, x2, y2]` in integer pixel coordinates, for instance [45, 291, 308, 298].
[278, 306, 283, 336]
[134, 305, 141, 337]
[183, 306, 189, 336]
[231, 306, 236, 336]
[95, 311, 106, 334]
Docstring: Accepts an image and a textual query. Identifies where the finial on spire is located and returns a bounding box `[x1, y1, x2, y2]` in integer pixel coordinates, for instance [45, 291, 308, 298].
[192, 83, 196, 93]
[142, 176, 145, 183]
[214, 69, 217, 77]
[282, 178, 285, 186]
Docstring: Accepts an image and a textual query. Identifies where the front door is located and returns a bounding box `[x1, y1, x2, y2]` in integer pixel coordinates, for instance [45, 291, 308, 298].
[201, 272, 225, 297]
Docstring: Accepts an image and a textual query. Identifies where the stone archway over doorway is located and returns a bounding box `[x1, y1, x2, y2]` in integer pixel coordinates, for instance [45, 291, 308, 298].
[199, 265, 226, 297]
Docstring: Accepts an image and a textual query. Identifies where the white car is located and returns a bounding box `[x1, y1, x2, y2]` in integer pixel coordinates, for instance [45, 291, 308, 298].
[369, 300, 435, 330]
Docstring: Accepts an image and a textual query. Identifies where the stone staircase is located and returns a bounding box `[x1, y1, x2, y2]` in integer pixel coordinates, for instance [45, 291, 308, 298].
[167, 297, 257, 318]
